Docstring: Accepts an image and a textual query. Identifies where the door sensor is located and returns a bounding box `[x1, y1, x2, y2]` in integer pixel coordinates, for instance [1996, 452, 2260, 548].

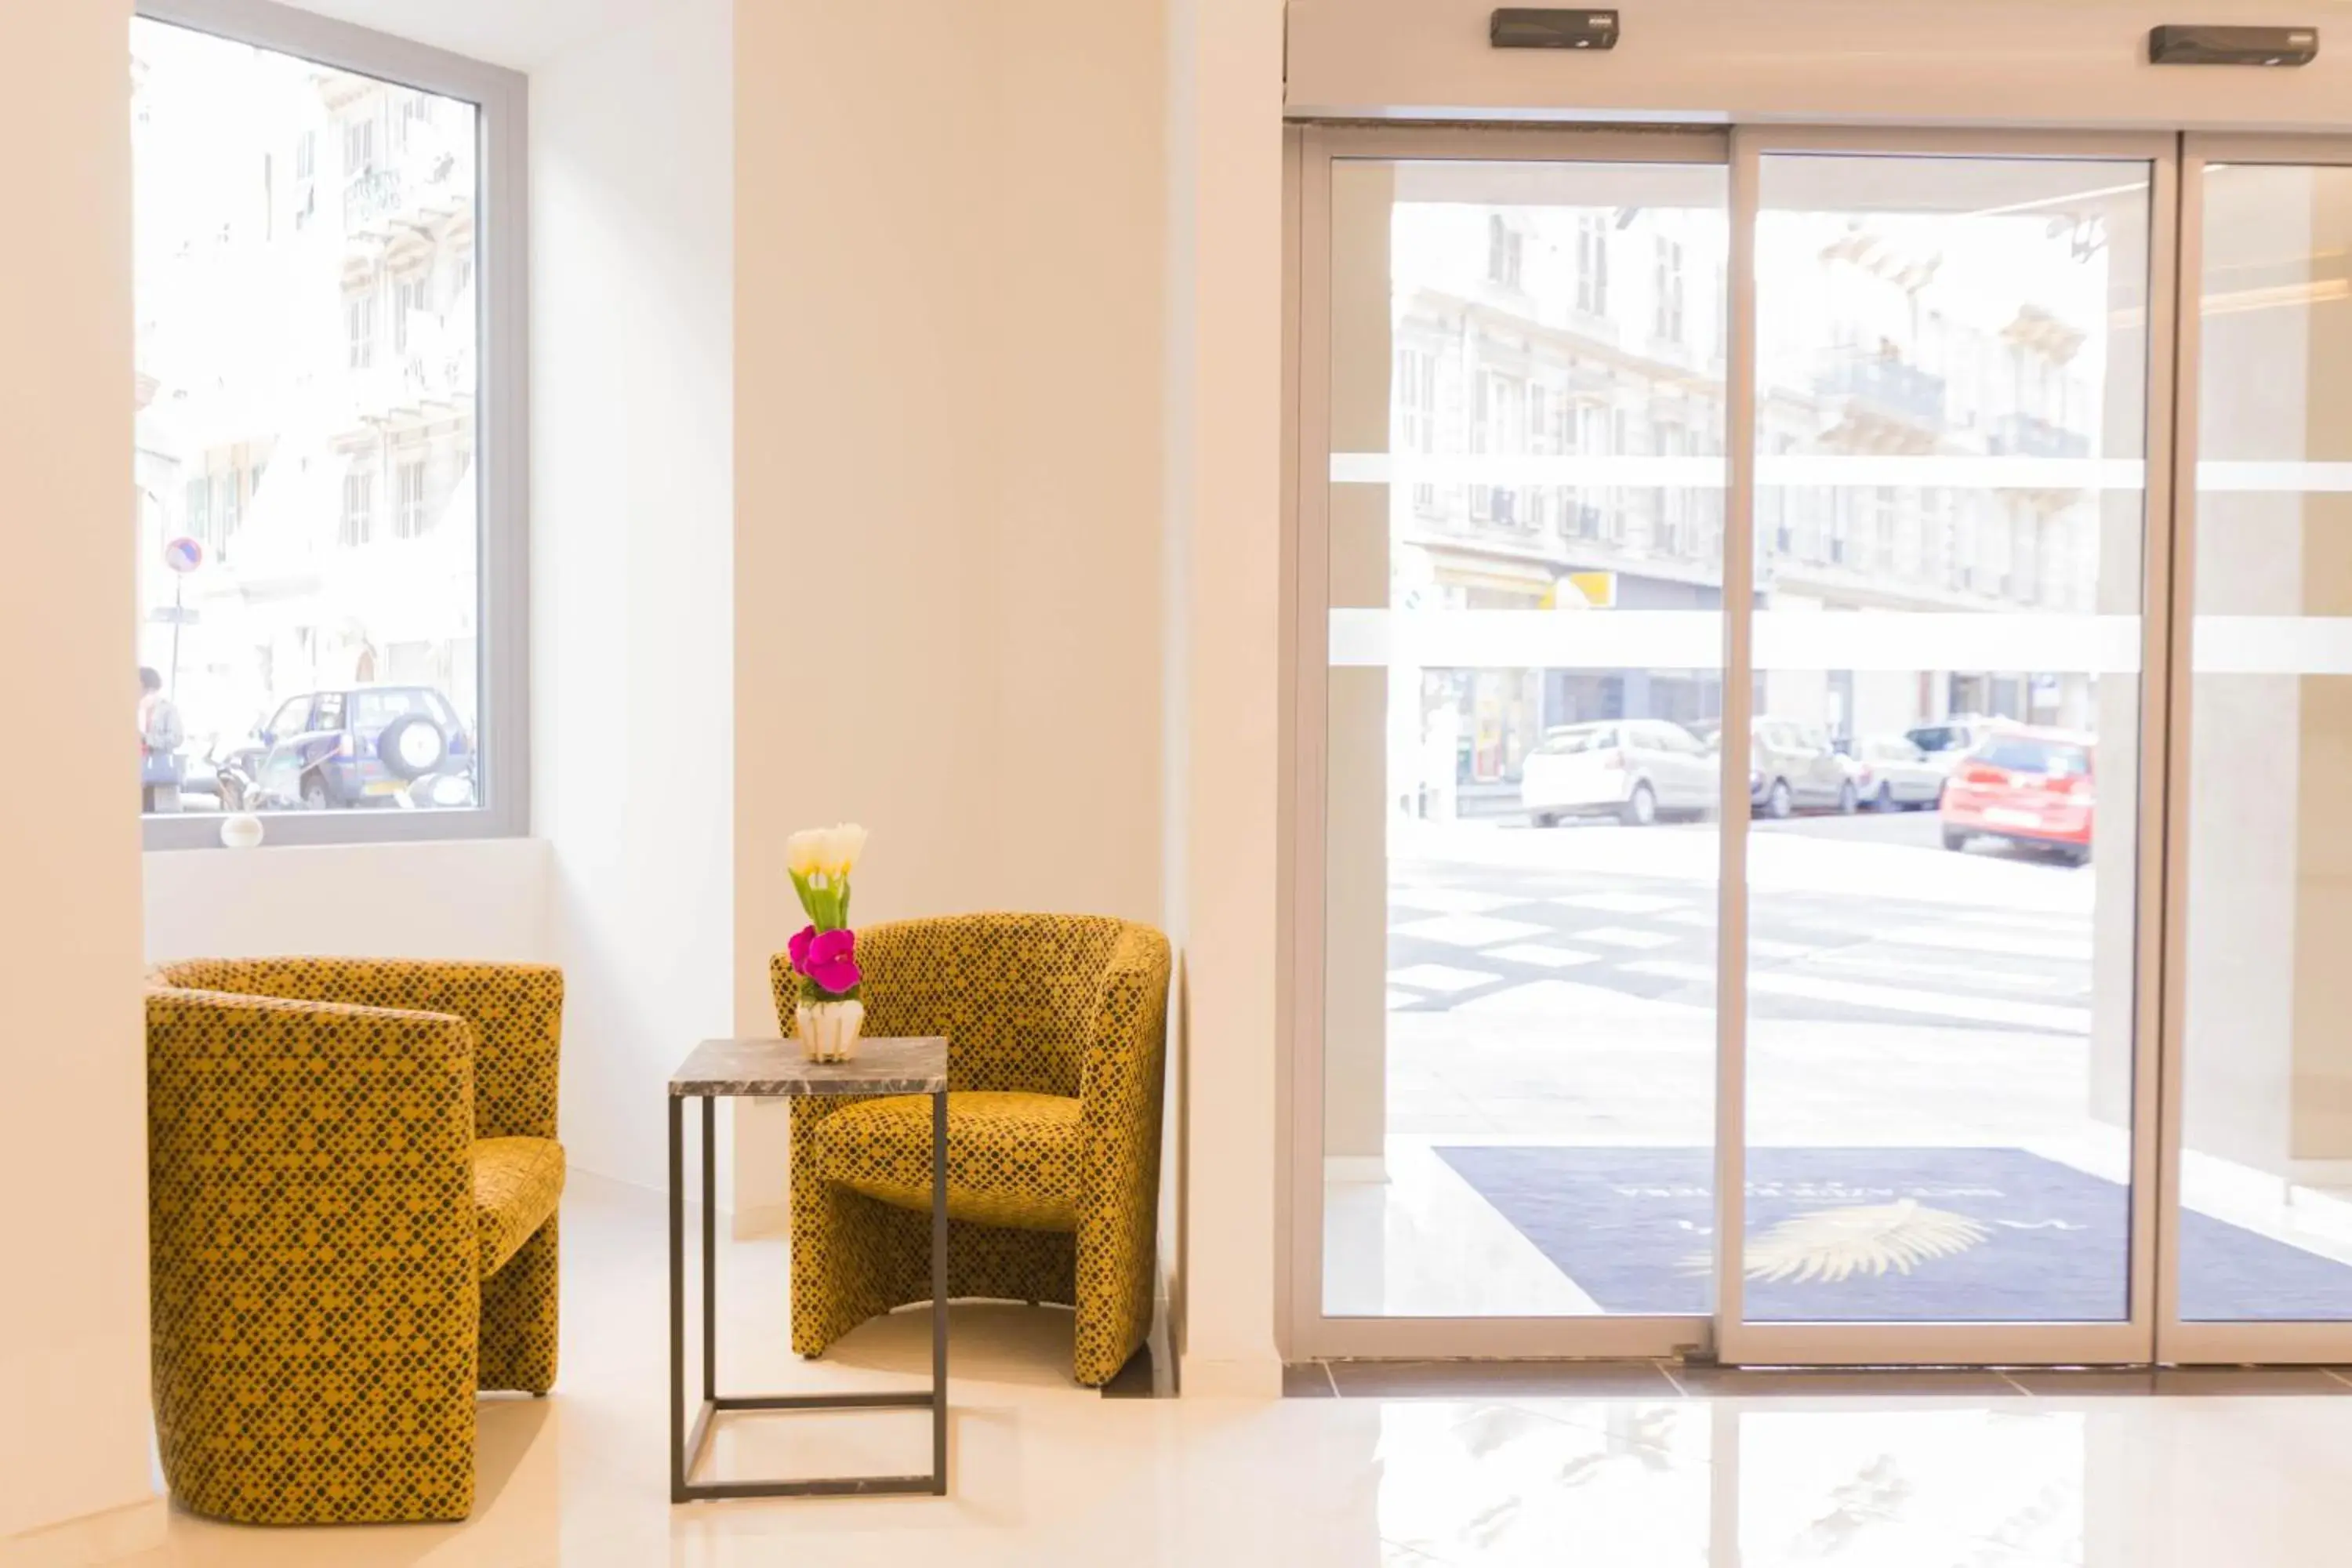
[2149, 24, 2318, 65]
[1490, 9, 1620, 50]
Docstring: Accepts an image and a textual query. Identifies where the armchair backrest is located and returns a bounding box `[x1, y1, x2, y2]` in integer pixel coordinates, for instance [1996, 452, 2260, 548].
[149, 957, 563, 1140]
[768, 913, 1151, 1097]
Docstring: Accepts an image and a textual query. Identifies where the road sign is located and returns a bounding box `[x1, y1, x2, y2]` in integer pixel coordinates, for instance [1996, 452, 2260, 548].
[163, 536, 204, 574]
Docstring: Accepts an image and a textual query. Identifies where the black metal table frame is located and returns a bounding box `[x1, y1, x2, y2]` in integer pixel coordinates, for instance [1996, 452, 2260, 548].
[668, 1088, 948, 1501]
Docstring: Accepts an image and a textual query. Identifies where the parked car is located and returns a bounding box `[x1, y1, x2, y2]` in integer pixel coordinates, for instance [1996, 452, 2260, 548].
[1522, 719, 1716, 827]
[1906, 715, 2002, 775]
[1852, 734, 1947, 811]
[238, 685, 477, 810]
[1940, 727, 2095, 865]
[1749, 718, 1857, 818]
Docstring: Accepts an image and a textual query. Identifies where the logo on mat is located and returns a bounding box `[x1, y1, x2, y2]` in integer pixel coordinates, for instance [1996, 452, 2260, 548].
[1682, 1200, 1993, 1283]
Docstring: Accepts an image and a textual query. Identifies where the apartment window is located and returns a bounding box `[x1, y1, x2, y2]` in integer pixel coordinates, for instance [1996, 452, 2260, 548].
[346, 289, 376, 369]
[392, 93, 434, 151]
[341, 470, 375, 546]
[183, 476, 212, 547]
[1469, 369, 1526, 524]
[1486, 214, 1523, 289]
[394, 270, 431, 354]
[1395, 346, 1439, 514]
[342, 114, 375, 176]
[1653, 238, 1686, 343]
[1575, 213, 1610, 315]
[395, 457, 429, 537]
[132, 5, 526, 847]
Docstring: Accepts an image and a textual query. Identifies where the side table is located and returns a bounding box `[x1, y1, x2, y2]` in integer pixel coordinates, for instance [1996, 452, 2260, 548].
[667, 1035, 950, 1501]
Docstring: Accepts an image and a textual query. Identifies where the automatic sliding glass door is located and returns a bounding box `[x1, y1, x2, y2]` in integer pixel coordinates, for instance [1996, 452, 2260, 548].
[2160, 137, 2352, 1363]
[1297, 129, 1733, 1354]
[1294, 123, 2352, 1367]
[1718, 133, 2173, 1365]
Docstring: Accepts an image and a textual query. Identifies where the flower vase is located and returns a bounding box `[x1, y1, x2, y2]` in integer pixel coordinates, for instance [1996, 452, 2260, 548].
[797, 998, 866, 1064]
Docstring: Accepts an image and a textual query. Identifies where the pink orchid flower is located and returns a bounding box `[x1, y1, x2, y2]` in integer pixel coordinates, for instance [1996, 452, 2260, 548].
[790, 924, 862, 995]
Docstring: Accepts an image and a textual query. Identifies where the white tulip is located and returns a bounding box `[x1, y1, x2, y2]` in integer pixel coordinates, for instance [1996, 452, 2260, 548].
[786, 829, 827, 878]
[823, 822, 869, 877]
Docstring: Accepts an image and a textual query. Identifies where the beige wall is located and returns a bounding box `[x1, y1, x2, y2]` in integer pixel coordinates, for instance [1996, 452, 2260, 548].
[731, 0, 1283, 1388]
[1167, 0, 1287, 1392]
[0, 0, 158, 1551]
[731, 0, 1170, 1203]
[1287, 0, 2352, 125]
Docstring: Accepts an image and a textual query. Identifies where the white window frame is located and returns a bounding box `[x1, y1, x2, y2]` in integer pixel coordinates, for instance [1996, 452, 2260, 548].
[139, 0, 529, 849]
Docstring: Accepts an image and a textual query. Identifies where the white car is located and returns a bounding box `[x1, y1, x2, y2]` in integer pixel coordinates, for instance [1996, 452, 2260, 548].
[1522, 720, 1717, 827]
[1853, 734, 1947, 811]
[1905, 716, 2002, 775]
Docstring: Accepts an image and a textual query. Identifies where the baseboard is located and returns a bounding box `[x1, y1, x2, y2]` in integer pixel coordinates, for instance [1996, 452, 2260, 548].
[731, 1201, 786, 1240]
[1, 1497, 166, 1568]
[1178, 1352, 1284, 1399]
[1323, 1154, 1388, 1184]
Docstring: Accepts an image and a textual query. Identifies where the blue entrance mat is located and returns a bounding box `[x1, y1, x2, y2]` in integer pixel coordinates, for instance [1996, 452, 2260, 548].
[1435, 1145, 2352, 1323]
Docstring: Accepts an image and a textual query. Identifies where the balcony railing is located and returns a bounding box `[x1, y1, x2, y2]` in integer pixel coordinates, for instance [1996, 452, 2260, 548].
[1815, 356, 1947, 426]
[343, 167, 403, 231]
[1988, 411, 2092, 461]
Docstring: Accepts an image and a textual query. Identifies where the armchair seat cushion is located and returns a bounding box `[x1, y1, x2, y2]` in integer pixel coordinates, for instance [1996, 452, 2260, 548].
[816, 1091, 1079, 1232]
[472, 1136, 566, 1278]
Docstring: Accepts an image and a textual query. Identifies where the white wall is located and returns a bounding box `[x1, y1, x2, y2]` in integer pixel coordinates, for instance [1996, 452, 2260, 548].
[143, 840, 552, 965]
[532, 0, 735, 1196]
[0, 0, 159, 1553]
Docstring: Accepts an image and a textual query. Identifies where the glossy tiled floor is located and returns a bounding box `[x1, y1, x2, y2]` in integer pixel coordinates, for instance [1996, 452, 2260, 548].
[119, 1176, 2352, 1566]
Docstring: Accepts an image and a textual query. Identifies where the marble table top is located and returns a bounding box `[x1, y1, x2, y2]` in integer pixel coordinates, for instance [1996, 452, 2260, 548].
[668, 1036, 949, 1098]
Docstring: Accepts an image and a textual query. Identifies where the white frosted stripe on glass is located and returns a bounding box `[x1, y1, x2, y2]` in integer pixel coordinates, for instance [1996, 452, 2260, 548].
[1755, 612, 2143, 674]
[2196, 461, 2352, 494]
[1328, 608, 2143, 674]
[1330, 452, 2147, 491]
[1328, 608, 1722, 668]
[2193, 616, 2352, 675]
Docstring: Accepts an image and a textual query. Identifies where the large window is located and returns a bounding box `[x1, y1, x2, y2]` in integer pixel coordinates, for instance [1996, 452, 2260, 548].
[132, 2, 524, 846]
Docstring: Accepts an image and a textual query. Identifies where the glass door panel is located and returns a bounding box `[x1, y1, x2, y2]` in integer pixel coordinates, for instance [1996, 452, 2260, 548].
[2172, 154, 2352, 1334]
[1739, 151, 2155, 1330]
[1316, 151, 1729, 1322]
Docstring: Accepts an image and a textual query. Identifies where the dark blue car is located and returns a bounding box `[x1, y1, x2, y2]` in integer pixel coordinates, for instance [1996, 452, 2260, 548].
[249, 685, 475, 809]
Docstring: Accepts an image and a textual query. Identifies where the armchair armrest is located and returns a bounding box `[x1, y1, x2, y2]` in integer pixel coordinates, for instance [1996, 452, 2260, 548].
[1076, 927, 1173, 1187]
[146, 985, 482, 1518]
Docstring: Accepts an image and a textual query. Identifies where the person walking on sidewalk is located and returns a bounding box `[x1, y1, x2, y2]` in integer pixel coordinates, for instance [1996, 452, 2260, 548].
[139, 665, 185, 813]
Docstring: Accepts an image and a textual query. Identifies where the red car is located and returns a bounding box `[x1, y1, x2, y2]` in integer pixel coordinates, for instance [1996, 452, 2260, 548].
[1939, 727, 2096, 866]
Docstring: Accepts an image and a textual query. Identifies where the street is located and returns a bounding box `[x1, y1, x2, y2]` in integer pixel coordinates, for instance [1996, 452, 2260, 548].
[1388, 808, 2096, 1036]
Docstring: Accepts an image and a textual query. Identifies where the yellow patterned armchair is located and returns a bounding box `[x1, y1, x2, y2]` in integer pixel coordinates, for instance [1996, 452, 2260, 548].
[771, 914, 1170, 1387]
[146, 958, 565, 1525]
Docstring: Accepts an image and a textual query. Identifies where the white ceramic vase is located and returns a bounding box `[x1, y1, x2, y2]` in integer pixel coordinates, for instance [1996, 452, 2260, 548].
[797, 998, 866, 1063]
